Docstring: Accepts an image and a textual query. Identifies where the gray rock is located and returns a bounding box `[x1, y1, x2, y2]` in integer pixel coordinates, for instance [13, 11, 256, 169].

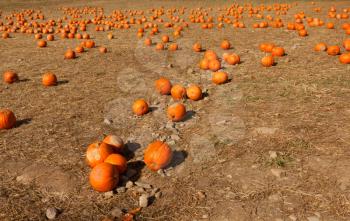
[135, 181, 152, 189]
[116, 187, 126, 194]
[271, 168, 286, 178]
[269, 151, 278, 159]
[46, 207, 58, 220]
[139, 194, 149, 207]
[170, 134, 180, 141]
[157, 169, 166, 177]
[104, 191, 114, 198]
[110, 207, 123, 218]
[125, 181, 134, 189]
[155, 191, 162, 199]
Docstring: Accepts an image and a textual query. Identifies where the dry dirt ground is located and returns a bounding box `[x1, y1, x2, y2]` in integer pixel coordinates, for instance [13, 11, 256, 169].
[1, 0, 350, 220]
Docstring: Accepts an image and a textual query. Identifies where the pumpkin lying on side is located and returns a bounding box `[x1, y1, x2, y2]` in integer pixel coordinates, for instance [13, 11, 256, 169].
[89, 162, 119, 192]
[144, 140, 173, 171]
[3, 70, 18, 84]
[0, 109, 16, 130]
[167, 103, 186, 122]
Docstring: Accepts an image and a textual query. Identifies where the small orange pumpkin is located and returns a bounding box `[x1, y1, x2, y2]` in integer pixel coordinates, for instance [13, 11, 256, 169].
[186, 85, 202, 101]
[208, 59, 221, 71]
[271, 47, 285, 57]
[47, 34, 54, 41]
[226, 54, 240, 65]
[42, 72, 57, 86]
[155, 77, 172, 95]
[75, 46, 84, 53]
[99, 47, 107, 53]
[339, 53, 350, 64]
[144, 140, 173, 171]
[167, 103, 186, 122]
[104, 154, 127, 174]
[64, 49, 76, 59]
[298, 29, 308, 37]
[199, 58, 209, 70]
[315, 43, 327, 51]
[220, 40, 231, 50]
[156, 43, 164, 50]
[37, 40, 47, 47]
[212, 72, 228, 84]
[171, 84, 187, 100]
[261, 56, 274, 67]
[0, 109, 16, 130]
[169, 43, 178, 51]
[86, 142, 114, 168]
[3, 70, 18, 84]
[327, 45, 340, 56]
[89, 162, 119, 192]
[85, 40, 95, 48]
[161, 35, 169, 43]
[144, 38, 152, 46]
[193, 43, 202, 52]
[204, 50, 218, 61]
[132, 99, 149, 116]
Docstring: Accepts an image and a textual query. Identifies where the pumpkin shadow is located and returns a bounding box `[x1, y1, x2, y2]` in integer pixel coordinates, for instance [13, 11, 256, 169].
[167, 150, 187, 168]
[182, 110, 196, 122]
[18, 78, 30, 83]
[149, 106, 158, 112]
[57, 80, 69, 85]
[15, 118, 31, 128]
[124, 142, 141, 160]
[125, 160, 145, 182]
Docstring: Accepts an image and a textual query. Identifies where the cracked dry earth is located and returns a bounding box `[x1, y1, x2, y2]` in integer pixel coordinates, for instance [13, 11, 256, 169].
[1, 0, 350, 220]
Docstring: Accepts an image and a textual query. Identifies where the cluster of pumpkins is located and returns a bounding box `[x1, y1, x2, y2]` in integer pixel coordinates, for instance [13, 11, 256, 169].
[86, 135, 172, 192]
[315, 39, 350, 64]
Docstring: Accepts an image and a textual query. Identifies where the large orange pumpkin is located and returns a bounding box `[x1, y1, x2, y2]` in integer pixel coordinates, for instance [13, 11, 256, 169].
[327, 46, 340, 56]
[155, 77, 172, 95]
[208, 59, 221, 71]
[212, 72, 228, 84]
[220, 40, 231, 50]
[3, 70, 18, 84]
[104, 154, 127, 174]
[86, 142, 114, 168]
[167, 103, 186, 122]
[315, 43, 327, 51]
[0, 109, 16, 130]
[144, 140, 173, 171]
[271, 47, 285, 57]
[89, 162, 119, 192]
[339, 53, 350, 64]
[261, 56, 274, 67]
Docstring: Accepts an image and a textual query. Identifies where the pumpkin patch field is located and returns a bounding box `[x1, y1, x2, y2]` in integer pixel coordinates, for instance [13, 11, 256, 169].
[1, 0, 350, 220]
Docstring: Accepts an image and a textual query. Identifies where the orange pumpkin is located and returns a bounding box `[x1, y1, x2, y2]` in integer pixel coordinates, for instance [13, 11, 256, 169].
[86, 142, 114, 168]
[343, 39, 350, 51]
[156, 43, 164, 50]
[155, 77, 172, 95]
[161, 35, 169, 43]
[171, 84, 187, 100]
[208, 59, 221, 71]
[3, 70, 18, 84]
[327, 46, 340, 56]
[261, 56, 274, 67]
[204, 50, 218, 61]
[99, 47, 107, 53]
[144, 38, 152, 46]
[167, 103, 186, 122]
[85, 40, 95, 48]
[193, 43, 202, 52]
[64, 49, 76, 59]
[37, 40, 47, 47]
[220, 40, 231, 50]
[186, 85, 202, 101]
[271, 47, 285, 57]
[339, 53, 350, 64]
[212, 72, 228, 84]
[226, 54, 240, 65]
[169, 43, 178, 51]
[89, 162, 119, 192]
[199, 58, 209, 70]
[47, 34, 54, 41]
[315, 43, 327, 51]
[42, 72, 57, 86]
[35, 34, 42, 39]
[298, 29, 308, 37]
[0, 109, 16, 130]
[144, 140, 173, 171]
[104, 154, 127, 174]
[103, 135, 124, 153]
[132, 99, 149, 116]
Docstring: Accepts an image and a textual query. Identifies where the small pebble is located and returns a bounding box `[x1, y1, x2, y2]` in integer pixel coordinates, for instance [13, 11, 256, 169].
[139, 194, 149, 207]
[116, 187, 126, 194]
[157, 169, 166, 177]
[170, 134, 180, 141]
[155, 191, 162, 199]
[125, 181, 134, 189]
[135, 181, 152, 189]
[110, 207, 123, 218]
[104, 191, 114, 198]
[46, 207, 58, 220]
[166, 122, 175, 129]
[103, 118, 112, 125]
[168, 140, 176, 146]
[269, 151, 278, 159]
[197, 191, 206, 199]
[187, 68, 194, 74]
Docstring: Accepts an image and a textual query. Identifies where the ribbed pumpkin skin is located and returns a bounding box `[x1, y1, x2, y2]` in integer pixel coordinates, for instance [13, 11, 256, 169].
[104, 153, 127, 174]
[0, 109, 16, 129]
[144, 141, 173, 171]
[89, 162, 119, 192]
